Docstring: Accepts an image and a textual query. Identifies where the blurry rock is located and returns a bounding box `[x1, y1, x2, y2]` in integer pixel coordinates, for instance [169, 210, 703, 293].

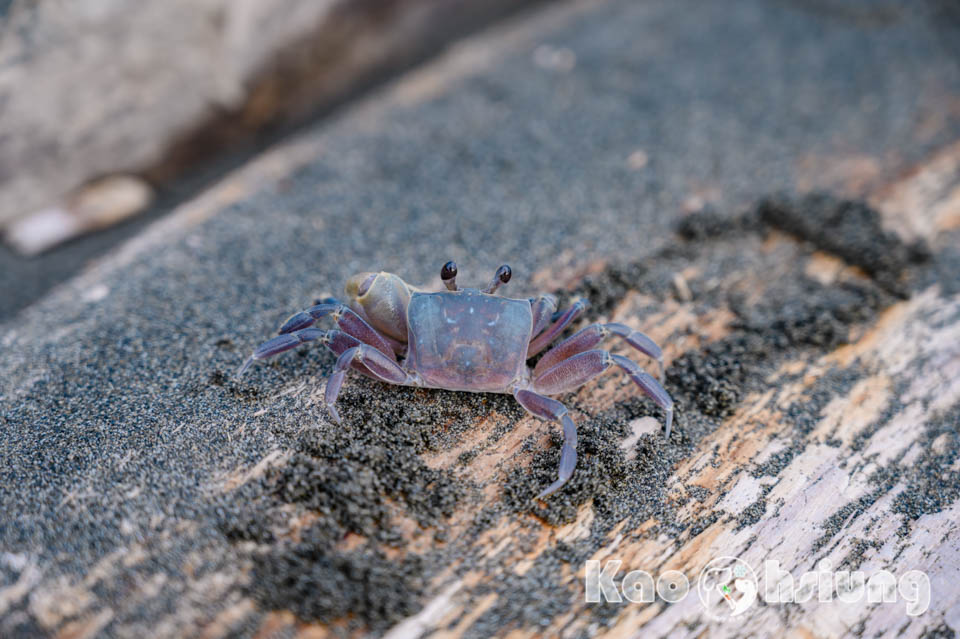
[532, 44, 576, 71]
[4, 176, 154, 255]
[0, 0, 534, 249]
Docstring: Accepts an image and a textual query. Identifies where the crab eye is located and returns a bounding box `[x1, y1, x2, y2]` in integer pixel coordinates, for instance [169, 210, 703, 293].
[357, 273, 377, 297]
[496, 264, 512, 284]
[441, 261, 458, 281]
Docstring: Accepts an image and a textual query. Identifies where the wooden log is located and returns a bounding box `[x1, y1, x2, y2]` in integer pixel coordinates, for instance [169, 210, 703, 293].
[1, 1, 959, 637]
[205, 147, 960, 639]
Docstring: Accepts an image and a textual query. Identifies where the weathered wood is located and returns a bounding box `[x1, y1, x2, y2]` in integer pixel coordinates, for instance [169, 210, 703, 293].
[200, 155, 960, 639]
[366, 158, 960, 638]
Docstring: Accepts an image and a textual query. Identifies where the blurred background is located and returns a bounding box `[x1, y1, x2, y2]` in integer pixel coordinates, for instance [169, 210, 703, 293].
[3, 0, 959, 321]
[0, 0, 546, 320]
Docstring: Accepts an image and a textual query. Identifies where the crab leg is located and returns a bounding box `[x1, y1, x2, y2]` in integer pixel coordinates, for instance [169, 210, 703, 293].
[237, 329, 377, 377]
[277, 302, 397, 360]
[530, 294, 558, 338]
[325, 345, 412, 424]
[237, 328, 325, 375]
[514, 389, 578, 499]
[533, 322, 664, 381]
[533, 350, 673, 438]
[526, 299, 588, 358]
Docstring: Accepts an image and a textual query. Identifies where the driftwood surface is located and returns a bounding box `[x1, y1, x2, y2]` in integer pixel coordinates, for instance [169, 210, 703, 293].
[1, 0, 960, 638]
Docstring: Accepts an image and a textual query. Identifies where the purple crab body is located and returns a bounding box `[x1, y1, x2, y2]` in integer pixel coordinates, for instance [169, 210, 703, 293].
[406, 290, 531, 392]
[238, 262, 673, 499]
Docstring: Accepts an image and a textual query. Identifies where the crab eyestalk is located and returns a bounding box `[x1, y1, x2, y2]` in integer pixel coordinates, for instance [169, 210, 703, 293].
[483, 264, 512, 295]
[344, 271, 412, 342]
[441, 260, 459, 291]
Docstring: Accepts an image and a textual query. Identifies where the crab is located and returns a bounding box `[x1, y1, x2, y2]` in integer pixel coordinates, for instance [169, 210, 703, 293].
[238, 262, 673, 498]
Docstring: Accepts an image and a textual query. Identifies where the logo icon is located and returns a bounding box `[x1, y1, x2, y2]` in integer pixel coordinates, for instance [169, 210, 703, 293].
[697, 556, 758, 621]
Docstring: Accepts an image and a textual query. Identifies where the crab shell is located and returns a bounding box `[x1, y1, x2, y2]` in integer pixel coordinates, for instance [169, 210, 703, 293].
[346, 271, 532, 392]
